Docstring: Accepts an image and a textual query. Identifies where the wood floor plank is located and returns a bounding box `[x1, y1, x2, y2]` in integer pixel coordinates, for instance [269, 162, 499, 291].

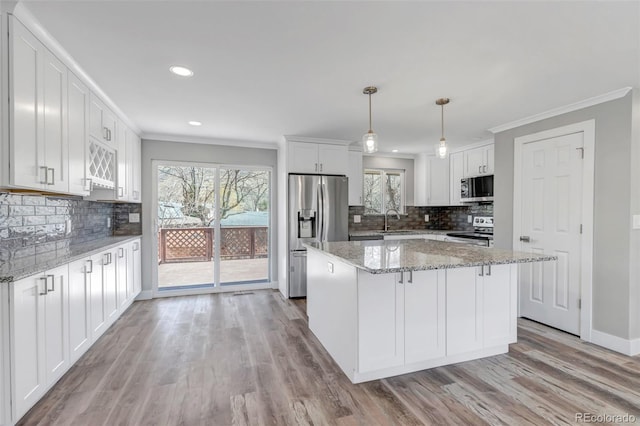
[17, 291, 640, 426]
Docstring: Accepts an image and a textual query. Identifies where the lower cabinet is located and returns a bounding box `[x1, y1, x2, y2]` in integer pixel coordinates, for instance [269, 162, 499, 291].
[68, 258, 92, 363]
[10, 264, 69, 421]
[4, 238, 141, 424]
[356, 264, 515, 374]
[357, 269, 446, 372]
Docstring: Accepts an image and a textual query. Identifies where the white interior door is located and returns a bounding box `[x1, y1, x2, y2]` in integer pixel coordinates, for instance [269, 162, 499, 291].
[518, 132, 583, 335]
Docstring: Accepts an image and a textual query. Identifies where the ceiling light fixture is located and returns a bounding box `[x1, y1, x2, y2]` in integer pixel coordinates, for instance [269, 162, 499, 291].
[435, 98, 450, 159]
[362, 86, 379, 154]
[188, 121, 202, 126]
[169, 65, 194, 77]
[392, 149, 399, 153]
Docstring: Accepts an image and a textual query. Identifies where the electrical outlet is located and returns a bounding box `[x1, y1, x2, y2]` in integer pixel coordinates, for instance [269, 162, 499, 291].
[354, 215, 361, 223]
[107, 217, 111, 228]
[327, 262, 334, 273]
[468, 215, 473, 223]
[424, 214, 429, 222]
[66, 219, 72, 235]
[129, 213, 140, 223]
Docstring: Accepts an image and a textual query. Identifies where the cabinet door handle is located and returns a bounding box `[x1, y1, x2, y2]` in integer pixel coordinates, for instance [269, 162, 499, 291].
[119, 247, 124, 258]
[86, 259, 93, 274]
[40, 166, 48, 184]
[320, 163, 323, 172]
[47, 168, 55, 185]
[103, 253, 109, 265]
[486, 265, 491, 276]
[314, 163, 318, 172]
[103, 127, 109, 140]
[118, 187, 124, 197]
[47, 274, 55, 292]
[478, 165, 482, 174]
[407, 270, 413, 284]
[39, 276, 48, 295]
[478, 266, 484, 277]
[398, 272, 404, 284]
[483, 165, 487, 173]
[108, 252, 113, 264]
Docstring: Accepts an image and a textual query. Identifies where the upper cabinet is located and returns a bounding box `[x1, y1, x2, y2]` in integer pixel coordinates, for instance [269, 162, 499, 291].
[464, 144, 494, 177]
[288, 140, 349, 175]
[9, 16, 68, 193]
[449, 151, 465, 205]
[89, 94, 117, 150]
[2, 15, 140, 200]
[67, 72, 92, 196]
[347, 149, 363, 205]
[424, 154, 449, 206]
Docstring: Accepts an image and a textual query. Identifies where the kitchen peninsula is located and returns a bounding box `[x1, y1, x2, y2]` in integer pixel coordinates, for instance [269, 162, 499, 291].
[305, 239, 555, 383]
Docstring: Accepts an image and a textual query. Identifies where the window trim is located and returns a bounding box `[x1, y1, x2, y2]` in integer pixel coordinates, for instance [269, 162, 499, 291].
[363, 168, 406, 215]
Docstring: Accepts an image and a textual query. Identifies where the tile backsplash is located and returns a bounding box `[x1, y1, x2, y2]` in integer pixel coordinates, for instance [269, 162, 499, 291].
[0, 193, 141, 271]
[349, 204, 494, 232]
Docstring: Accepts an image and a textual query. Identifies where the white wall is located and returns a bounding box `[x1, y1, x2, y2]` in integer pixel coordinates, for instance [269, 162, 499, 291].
[140, 139, 278, 296]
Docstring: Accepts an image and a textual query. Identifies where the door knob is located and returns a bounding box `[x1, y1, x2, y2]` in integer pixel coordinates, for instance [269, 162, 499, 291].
[519, 236, 531, 242]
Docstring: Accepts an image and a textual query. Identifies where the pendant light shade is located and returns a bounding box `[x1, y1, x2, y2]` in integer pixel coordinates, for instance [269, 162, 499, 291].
[362, 86, 379, 154]
[436, 98, 450, 159]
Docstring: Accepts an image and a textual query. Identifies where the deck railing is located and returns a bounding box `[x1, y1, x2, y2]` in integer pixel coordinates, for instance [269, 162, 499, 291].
[158, 226, 268, 264]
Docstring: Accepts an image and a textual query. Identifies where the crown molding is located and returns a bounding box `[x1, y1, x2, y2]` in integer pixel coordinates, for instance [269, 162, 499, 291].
[488, 87, 632, 134]
[142, 133, 279, 150]
[282, 135, 355, 146]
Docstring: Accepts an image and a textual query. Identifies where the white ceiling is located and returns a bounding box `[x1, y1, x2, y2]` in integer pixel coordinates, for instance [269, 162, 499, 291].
[21, 1, 640, 154]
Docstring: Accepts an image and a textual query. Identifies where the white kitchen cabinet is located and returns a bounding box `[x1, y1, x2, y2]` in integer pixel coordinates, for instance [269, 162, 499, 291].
[102, 249, 118, 325]
[89, 93, 117, 149]
[357, 272, 404, 372]
[116, 120, 129, 201]
[425, 154, 449, 206]
[117, 245, 129, 309]
[288, 141, 348, 175]
[130, 131, 142, 202]
[446, 266, 484, 355]
[67, 257, 92, 363]
[67, 72, 91, 196]
[347, 150, 363, 205]
[88, 252, 107, 340]
[357, 269, 445, 371]
[10, 264, 69, 420]
[9, 16, 69, 193]
[464, 144, 494, 177]
[449, 151, 464, 205]
[130, 239, 142, 297]
[483, 264, 517, 347]
[405, 270, 446, 363]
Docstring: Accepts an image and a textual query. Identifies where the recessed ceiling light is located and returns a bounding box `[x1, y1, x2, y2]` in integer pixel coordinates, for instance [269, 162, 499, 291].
[169, 66, 194, 77]
[392, 149, 399, 153]
[188, 121, 202, 126]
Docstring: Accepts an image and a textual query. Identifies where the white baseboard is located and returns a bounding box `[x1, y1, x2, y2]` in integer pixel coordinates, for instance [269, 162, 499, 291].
[591, 329, 640, 356]
[136, 290, 153, 300]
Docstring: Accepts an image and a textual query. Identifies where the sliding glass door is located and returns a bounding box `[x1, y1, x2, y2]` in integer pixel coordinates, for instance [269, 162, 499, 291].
[154, 161, 270, 292]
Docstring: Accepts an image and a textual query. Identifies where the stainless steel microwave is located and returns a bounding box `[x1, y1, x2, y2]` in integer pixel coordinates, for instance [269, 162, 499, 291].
[461, 175, 494, 202]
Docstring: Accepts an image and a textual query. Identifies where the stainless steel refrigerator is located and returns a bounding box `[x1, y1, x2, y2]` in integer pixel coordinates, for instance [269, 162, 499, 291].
[288, 174, 349, 297]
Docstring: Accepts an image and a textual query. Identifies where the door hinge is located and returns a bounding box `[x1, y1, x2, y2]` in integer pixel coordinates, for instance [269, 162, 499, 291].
[578, 299, 582, 309]
[576, 147, 584, 159]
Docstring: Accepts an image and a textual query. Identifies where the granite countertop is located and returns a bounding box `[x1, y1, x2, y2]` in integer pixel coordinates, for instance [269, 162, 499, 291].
[304, 239, 556, 274]
[0, 235, 142, 283]
[349, 229, 452, 237]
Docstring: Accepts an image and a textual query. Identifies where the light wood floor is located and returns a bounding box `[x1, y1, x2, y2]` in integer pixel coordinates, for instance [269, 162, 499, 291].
[18, 290, 640, 425]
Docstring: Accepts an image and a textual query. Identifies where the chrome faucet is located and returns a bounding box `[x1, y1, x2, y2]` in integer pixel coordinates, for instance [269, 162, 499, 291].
[384, 208, 400, 231]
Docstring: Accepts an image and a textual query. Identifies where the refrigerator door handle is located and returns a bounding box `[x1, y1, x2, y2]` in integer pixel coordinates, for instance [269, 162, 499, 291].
[317, 181, 324, 241]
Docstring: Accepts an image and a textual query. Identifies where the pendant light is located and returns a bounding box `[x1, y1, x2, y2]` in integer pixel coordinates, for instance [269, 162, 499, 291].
[436, 98, 450, 159]
[362, 86, 379, 153]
